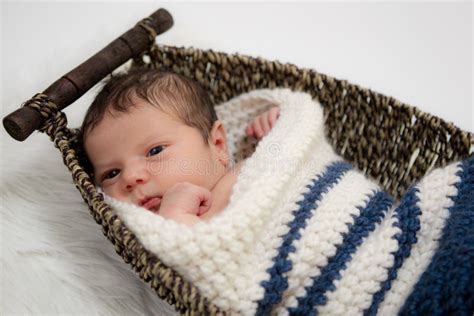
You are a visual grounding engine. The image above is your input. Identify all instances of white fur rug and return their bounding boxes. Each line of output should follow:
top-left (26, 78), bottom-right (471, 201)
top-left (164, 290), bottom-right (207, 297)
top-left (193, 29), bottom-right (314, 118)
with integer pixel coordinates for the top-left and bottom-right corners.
top-left (1, 132), bottom-right (177, 315)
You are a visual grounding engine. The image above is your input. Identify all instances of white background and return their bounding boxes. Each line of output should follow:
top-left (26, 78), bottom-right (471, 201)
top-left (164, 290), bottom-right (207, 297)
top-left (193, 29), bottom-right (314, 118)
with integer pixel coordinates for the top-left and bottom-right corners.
top-left (1, 1), bottom-right (472, 315)
top-left (2, 1), bottom-right (473, 132)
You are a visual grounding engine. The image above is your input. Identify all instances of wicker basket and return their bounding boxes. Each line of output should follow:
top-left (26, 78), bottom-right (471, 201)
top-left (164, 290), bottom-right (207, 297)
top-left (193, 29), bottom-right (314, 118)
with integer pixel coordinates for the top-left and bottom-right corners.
top-left (4, 10), bottom-right (473, 316)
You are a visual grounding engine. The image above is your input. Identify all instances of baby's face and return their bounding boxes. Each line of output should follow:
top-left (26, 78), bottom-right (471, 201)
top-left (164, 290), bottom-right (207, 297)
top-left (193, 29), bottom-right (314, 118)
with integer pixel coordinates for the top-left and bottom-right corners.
top-left (84, 101), bottom-right (228, 210)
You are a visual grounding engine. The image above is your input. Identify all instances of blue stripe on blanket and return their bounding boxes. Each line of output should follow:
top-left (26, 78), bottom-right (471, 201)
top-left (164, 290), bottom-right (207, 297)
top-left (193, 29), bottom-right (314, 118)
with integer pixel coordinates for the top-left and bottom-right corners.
top-left (400, 156), bottom-right (474, 316)
top-left (255, 161), bottom-right (352, 316)
top-left (364, 184), bottom-right (423, 315)
top-left (288, 190), bottom-right (394, 315)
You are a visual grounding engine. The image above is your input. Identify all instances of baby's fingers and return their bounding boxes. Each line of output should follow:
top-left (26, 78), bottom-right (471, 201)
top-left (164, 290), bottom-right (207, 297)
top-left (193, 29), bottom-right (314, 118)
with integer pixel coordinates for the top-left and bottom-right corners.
top-left (248, 107), bottom-right (280, 139)
top-left (252, 117), bottom-right (265, 138)
top-left (268, 107), bottom-right (280, 128)
top-left (197, 188), bottom-right (212, 216)
top-left (259, 114), bottom-right (271, 136)
top-left (245, 125), bottom-right (254, 137)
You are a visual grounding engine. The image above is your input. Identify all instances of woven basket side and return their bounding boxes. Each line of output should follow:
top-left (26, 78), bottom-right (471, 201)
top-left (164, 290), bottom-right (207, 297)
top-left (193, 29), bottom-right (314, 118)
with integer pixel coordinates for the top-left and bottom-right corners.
top-left (142, 44), bottom-right (473, 199)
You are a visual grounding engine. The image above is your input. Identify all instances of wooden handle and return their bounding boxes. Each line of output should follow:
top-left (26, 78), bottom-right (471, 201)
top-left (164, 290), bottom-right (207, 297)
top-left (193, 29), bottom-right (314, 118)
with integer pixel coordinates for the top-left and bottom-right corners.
top-left (3, 8), bottom-right (173, 141)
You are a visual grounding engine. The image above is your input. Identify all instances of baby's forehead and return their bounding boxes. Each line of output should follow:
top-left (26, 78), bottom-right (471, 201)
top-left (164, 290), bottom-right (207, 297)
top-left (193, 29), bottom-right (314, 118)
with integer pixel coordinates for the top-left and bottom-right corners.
top-left (92, 103), bottom-right (198, 142)
top-left (105, 103), bottom-right (182, 122)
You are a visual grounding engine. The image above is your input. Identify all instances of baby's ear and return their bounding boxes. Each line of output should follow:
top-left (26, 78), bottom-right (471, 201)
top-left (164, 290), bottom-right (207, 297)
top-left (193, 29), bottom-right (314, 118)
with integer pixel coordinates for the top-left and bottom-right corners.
top-left (210, 120), bottom-right (230, 165)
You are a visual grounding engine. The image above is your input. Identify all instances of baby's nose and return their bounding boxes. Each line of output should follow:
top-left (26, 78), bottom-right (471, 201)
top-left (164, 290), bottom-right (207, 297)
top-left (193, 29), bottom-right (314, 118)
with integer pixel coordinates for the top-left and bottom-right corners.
top-left (123, 164), bottom-right (150, 189)
top-left (125, 177), bottom-right (146, 190)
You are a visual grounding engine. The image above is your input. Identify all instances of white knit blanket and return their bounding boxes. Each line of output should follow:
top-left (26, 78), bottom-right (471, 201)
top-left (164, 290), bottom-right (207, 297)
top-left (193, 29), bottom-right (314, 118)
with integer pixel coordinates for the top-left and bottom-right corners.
top-left (106, 89), bottom-right (474, 315)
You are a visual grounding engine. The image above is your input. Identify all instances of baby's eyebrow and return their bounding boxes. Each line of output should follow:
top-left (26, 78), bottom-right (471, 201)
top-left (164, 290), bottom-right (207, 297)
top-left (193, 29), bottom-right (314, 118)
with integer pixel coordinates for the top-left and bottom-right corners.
top-left (93, 159), bottom-right (113, 170)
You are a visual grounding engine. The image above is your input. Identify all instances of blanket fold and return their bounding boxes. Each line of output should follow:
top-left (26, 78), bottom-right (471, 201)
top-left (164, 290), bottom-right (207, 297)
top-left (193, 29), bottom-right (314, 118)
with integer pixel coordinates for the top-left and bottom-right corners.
top-left (105, 89), bottom-right (473, 315)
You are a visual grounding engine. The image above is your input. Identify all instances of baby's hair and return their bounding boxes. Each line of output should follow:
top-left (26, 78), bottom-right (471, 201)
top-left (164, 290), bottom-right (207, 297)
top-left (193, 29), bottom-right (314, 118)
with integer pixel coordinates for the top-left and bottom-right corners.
top-left (78, 68), bottom-right (218, 177)
top-left (80, 68), bottom-right (217, 145)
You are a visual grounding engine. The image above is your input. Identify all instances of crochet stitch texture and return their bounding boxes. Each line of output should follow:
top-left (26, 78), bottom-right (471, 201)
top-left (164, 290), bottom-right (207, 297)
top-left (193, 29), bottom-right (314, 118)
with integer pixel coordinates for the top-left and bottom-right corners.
top-left (105, 89), bottom-right (473, 315)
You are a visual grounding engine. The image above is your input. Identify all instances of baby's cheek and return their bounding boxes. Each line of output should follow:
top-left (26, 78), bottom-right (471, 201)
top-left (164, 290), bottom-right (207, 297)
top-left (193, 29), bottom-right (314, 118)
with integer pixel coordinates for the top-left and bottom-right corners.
top-left (102, 185), bottom-right (128, 203)
top-left (168, 159), bottom-right (202, 180)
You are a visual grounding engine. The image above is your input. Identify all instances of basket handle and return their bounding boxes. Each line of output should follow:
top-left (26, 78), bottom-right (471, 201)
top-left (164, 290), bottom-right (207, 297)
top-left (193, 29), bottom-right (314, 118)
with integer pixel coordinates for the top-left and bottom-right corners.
top-left (3, 8), bottom-right (173, 141)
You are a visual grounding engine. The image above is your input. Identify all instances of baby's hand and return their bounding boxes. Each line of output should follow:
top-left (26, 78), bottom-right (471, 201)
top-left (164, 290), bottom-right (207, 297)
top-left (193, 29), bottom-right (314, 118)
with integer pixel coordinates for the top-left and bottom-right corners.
top-left (158, 182), bottom-right (212, 219)
top-left (245, 106), bottom-right (280, 139)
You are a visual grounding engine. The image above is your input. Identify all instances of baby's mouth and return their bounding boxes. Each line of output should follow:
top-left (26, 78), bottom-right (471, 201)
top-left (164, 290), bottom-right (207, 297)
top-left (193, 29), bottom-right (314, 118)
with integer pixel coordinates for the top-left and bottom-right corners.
top-left (140, 197), bottom-right (162, 212)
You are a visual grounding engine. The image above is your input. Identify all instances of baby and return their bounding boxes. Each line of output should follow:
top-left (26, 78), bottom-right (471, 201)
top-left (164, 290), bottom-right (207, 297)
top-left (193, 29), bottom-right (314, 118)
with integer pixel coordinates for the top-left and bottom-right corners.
top-left (80, 68), bottom-right (280, 226)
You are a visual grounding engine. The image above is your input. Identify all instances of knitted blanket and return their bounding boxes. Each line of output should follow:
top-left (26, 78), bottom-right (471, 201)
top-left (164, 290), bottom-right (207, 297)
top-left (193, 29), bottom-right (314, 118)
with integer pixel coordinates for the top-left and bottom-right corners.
top-left (105, 89), bottom-right (474, 315)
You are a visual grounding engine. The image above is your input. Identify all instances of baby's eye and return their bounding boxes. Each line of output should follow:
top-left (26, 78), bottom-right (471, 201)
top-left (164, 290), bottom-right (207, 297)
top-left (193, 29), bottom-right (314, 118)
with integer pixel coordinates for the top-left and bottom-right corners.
top-left (147, 145), bottom-right (165, 157)
top-left (103, 169), bottom-right (120, 180)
